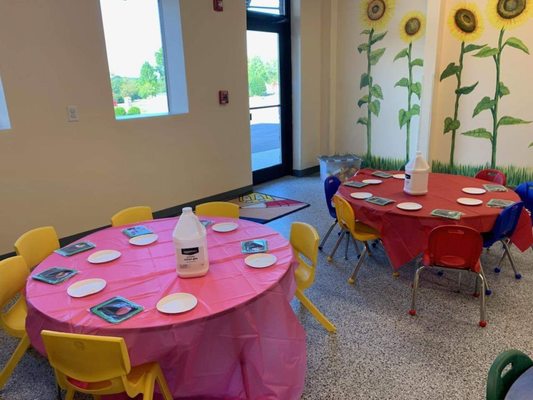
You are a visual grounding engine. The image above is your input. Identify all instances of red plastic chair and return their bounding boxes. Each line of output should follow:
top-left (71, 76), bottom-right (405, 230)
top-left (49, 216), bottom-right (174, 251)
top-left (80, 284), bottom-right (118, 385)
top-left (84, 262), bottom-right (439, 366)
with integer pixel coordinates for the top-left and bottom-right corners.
top-left (408, 225), bottom-right (489, 327)
top-left (475, 169), bottom-right (507, 186)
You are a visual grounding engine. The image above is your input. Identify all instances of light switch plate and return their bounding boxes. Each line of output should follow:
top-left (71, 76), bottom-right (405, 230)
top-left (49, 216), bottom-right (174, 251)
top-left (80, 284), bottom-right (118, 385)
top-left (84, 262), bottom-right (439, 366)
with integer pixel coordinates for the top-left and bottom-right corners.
top-left (67, 105), bottom-right (79, 122)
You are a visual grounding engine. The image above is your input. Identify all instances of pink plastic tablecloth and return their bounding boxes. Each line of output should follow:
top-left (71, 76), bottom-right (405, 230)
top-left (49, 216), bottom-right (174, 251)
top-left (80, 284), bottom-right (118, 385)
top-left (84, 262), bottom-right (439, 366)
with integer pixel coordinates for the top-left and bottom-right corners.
top-left (339, 170), bottom-right (533, 269)
top-left (26, 217), bottom-right (306, 399)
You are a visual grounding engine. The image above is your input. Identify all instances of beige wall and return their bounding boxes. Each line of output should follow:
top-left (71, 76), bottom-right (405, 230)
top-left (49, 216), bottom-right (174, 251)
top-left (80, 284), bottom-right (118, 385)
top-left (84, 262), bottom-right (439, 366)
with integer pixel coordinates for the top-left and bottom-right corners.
top-left (0, 0), bottom-right (251, 253)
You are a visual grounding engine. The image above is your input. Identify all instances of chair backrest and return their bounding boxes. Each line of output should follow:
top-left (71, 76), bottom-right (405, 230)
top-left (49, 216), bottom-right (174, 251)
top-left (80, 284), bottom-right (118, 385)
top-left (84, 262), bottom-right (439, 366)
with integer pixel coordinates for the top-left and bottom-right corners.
top-left (475, 169), bottom-right (506, 185)
top-left (426, 225), bottom-right (482, 271)
top-left (14, 226), bottom-right (60, 270)
top-left (0, 256), bottom-right (29, 309)
top-left (487, 202), bottom-right (525, 244)
top-left (487, 349), bottom-right (533, 400)
top-left (41, 330), bottom-right (131, 393)
top-left (324, 176), bottom-right (341, 219)
top-left (195, 201), bottom-right (239, 218)
top-left (290, 222), bottom-right (319, 291)
top-left (111, 206), bottom-right (153, 227)
top-left (515, 181), bottom-right (533, 219)
top-left (332, 195), bottom-right (356, 233)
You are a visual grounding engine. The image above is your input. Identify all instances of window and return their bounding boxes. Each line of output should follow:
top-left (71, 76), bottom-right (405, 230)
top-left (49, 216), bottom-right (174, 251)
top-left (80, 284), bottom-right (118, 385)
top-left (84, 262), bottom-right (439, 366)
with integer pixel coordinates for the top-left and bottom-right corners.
top-left (0, 75), bottom-right (11, 130)
top-left (246, 0), bottom-right (284, 15)
top-left (99, 0), bottom-right (188, 120)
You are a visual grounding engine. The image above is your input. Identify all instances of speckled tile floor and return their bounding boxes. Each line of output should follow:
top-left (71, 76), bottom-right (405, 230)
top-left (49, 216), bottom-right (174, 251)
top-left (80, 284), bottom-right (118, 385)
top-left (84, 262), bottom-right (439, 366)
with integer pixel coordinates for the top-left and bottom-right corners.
top-left (0, 174), bottom-right (531, 399)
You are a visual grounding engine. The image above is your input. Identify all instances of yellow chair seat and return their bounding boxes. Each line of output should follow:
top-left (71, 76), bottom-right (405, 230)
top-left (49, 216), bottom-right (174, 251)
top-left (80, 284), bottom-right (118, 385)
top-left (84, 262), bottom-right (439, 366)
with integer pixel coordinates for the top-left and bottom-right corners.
top-left (353, 221), bottom-right (380, 241)
top-left (2, 298), bottom-right (27, 337)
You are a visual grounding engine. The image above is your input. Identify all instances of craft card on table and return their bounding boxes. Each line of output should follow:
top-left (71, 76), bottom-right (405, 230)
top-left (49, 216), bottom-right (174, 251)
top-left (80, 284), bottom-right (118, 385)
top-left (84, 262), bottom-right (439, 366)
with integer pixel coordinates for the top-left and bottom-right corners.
top-left (122, 225), bottom-right (153, 238)
top-left (483, 184), bottom-right (508, 192)
top-left (487, 199), bottom-right (515, 208)
top-left (365, 196), bottom-right (395, 206)
top-left (55, 242), bottom-right (95, 257)
top-left (241, 239), bottom-right (268, 254)
top-left (431, 209), bottom-right (462, 220)
top-left (200, 219), bottom-right (213, 228)
top-left (371, 171), bottom-right (392, 179)
top-left (343, 181), bottom-right (369, 189)
top-left (32, 267), bottom-right (78, 284)
top-left (90, 296), bottom-right (143, 324)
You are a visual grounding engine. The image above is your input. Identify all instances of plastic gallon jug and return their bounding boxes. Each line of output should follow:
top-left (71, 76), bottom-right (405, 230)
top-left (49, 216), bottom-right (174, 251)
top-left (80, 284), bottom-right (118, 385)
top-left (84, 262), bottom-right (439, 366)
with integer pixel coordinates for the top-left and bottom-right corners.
top-left (404, 151), bottom-right (430, 196)
top-left (172, 207), bottom-right (209, 278)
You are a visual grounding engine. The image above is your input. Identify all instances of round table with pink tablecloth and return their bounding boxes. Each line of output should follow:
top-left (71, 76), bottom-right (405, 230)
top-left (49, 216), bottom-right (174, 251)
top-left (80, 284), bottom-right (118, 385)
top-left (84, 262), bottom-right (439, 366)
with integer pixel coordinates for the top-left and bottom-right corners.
top-left (25, 217), bottom-right (306, 399)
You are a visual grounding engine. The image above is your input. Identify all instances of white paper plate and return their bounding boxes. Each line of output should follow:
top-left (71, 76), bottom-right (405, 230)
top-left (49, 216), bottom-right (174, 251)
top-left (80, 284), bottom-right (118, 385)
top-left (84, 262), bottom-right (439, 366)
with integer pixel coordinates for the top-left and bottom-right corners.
top-left (212, 222), bottom-right (238, 233)
top-left (397, 202), bottom-right (423, 211)
top-left (462, 187), bottom-right (487, 195)
top-left (156, 293), bottom-right (198, 314)
top-left (392, 174), bottom-right (406, 179)
top-left (129, 234), bottom-right (158, 246)
top-left (362, 179), bottom-right (383, 185)
top-left (457, 197), bottom-right (483, 206)
top-left (244, 253), bottom-right (277, 269)
top-left (350, 192), bottom-right (373, 200)
top-left (67, 278), bottom-right (106, 298)
top-left (87, 250), bottom-right (121, 264)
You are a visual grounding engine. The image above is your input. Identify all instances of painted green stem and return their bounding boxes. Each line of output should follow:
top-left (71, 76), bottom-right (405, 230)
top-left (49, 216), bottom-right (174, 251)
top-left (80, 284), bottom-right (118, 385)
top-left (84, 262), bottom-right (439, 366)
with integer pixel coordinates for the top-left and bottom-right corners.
top-left (490, 29), bottom-right (504, 169)
top-left (406, 42), bottom-right (413, 163)
top-left (366, 29), bottom-right (374, 160)
top-left (450, 41), bottom-right (465, 167)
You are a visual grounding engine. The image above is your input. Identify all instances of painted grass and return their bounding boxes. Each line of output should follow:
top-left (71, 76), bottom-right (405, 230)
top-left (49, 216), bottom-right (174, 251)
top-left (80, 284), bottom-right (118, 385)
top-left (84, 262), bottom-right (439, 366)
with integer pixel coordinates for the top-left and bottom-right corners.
top-left (359, 154), bottom-right (406, 171)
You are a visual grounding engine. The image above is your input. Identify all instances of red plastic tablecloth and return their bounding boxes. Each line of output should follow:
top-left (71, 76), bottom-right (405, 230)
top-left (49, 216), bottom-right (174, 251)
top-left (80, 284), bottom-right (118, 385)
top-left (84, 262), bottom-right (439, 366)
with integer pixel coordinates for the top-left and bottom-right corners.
top-left (25, 217), bottom-right (306, 399)
top-left (338, 170), bottom-right (533, 269)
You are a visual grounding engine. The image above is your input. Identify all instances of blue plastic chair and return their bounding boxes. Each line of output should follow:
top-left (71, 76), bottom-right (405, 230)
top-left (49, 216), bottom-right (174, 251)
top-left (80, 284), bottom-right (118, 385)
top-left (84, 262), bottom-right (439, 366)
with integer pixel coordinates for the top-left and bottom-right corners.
top-left (515, 182), bottom-right (533, 224)
top-left (483, 201), bottom-right (525, 279)
top-left (318, 176), bottom-right (341, 251)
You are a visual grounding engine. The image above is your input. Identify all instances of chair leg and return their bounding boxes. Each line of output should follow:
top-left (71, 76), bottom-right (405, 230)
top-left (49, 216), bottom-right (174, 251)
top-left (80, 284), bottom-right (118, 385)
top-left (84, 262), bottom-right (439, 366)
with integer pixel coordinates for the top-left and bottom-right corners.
top-left (155, 367), bottom-right (174, 400)
top-left (327, 230), bottom-right (345, 262)
top-left (502, 240), bottom-right (522, 279)
top-left (347, 245), bottom-right (368, 285)
top-left (92, 395), bottom-right (102, 400)
top-left (351, 236), bottom-right (361, 258)
top-left (344, 232), bottom-right (350, 260)
top-left (0, 334), bottom-right (30, 389)
top-left (409, 266), bottom-right (424, 316)
top-left (364, 241), bottom-right (372, 257)
top-left (319, 220), bottom-right (337, 250)
top-left (296, 290), bottom-right (336, 332)
top-left (479, 263), bottom-right (492, 295)
top-left (65, 389), bottom-right (75, 400)
top-left (477, 273), bottom-right (487, 327)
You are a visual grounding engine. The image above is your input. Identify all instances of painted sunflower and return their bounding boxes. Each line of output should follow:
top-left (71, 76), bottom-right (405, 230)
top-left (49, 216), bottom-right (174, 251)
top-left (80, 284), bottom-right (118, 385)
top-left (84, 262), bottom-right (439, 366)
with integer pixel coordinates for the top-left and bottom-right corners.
top-left (448, 3), bottom-right (484, 42)
top-left (400, 11), bottom-right (426, 43)
top-left (360, 0), bottom-right (395, 31)
top-left (488, 0), bottom-right (532, 30)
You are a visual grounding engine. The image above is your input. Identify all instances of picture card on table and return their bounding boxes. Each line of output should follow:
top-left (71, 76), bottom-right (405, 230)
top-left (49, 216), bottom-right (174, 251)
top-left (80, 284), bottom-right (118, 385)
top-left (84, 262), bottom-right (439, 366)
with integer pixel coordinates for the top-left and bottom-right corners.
top-left (90, 296), bottom-right (144, 324)
top-left (32, 267), bottom-right (78, 285)
top-left (241, 239), bottom-right (268, 254)
top-left (483, 184), bottom-right (508, 192)
top-left (365, 196), bottom-right (395, 206)
top-left (343, 181), bottom-right (369, 188)
top-left (55, 242), bottom-right (95, 257)
top-left (371, 171), bottom-right (393, 179)
top-left (431, 209), bottom-right (462, 220)
top-left (122, 225), bottom-right (153, 238)
top-left (487, 199), bottom-right (515, 208)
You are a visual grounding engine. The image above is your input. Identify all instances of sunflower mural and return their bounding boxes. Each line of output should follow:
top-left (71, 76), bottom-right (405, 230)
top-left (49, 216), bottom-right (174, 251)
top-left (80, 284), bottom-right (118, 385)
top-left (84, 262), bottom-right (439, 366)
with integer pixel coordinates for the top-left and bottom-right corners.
top-left (466, 0), bottom-right (532, 168)
top-left (440, 3), bottom-right (485, 167)
top-left (356, 0), bottom-right (395, 160)
top-left (393, 11), bottom-right (425, 163)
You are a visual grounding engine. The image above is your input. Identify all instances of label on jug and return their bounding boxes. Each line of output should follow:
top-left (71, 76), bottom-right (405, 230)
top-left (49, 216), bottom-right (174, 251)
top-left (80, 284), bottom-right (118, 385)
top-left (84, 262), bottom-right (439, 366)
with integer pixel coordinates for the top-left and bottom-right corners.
top-left (405, 174), bottom-right (411, 180)
top-left (178, 247), bottom-right (202, 269)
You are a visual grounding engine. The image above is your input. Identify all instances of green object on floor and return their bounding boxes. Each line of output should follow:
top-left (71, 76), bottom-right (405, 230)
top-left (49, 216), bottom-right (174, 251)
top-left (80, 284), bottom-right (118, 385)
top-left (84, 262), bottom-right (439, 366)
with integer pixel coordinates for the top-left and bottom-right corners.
top-left (486, 349), bottom-right (533, 400)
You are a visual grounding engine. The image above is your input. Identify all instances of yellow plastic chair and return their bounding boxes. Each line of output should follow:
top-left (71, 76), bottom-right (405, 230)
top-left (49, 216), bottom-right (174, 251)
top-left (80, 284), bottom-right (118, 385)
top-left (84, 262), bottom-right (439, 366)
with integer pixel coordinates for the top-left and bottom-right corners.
top-left (291, 222), bottom-right (336, 332)
top-left (41, 330), bottom-right (173, 400)
top-left (330, 195), bottom-right (381, 285)
top-left (14, 226), bottom-right (60, 270)
top-left (0, 256), bottom-right (30, 389)
top-left (111, 206), bottom-right (153, 227)
top-left (195, 201), bottom-right (239, 218)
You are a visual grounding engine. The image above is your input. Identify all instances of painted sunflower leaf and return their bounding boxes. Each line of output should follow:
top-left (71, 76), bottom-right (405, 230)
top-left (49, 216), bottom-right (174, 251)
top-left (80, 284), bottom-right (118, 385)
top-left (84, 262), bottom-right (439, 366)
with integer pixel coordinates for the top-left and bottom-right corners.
top-left (370, 31), bottom-right (387, 45)
top-left (361, 29), bottom-right (372, 35)
top-left (358, 43), bottom-right (370, 54)
top-left (498, 116), bottom-right (532, 127)
top-left (498, 82), bottom-right (510, 98)
top-left (369, 48), bottom-right (386, 66)
top-left (370, 84), bottom-right (383, 100)
top-left (394, 48), bottom-right (409, 62)
top-left (440, 62), bottom-right (461, 81)
top-left (463, 44), bottom-right (487, 53)
top-left (410, 58), bottom-right (424, 68)
top-left (360, 73), bottom-right (372, 89)
top-left (473, 96), bottom-right (496, 117)
top-left (395, 78), bottom-right (410, 88)
top-left (443, 117), bottom-right (460, 134)
top-left (474, 47), bottom-right (499, 58)
top-left (455, 82), bottom-right (479, 95)
top-left (357, 117), bottom-right (368, 126)
top-left (411, 82), bottom-right (422, 99)
top-left (505, 37), bottom-right (530, 54)
top-left (410, 104), bottom-right (420, 117)
top-left (369, 100), bottom-right (380, 117)
top-left (461, 128), bottom-right (493, 140)
top-left (357, 95), bottom-right (369, 108)
top-left (529, 142), bottom-right (533, 148)
top-left (399, 109), bottom-right (410, 128)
